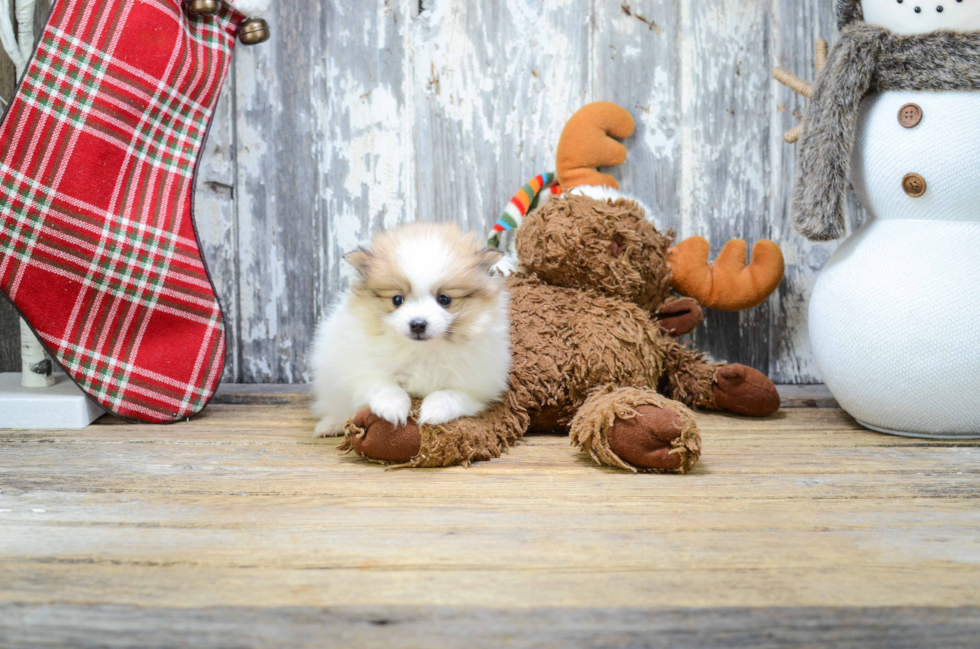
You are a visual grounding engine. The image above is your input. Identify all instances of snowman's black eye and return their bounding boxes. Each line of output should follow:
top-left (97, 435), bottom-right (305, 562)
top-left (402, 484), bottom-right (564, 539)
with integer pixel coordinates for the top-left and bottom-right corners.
top-left (915, 5), bottom-right (922, 11)
top-left (937, 5), bottom-right (944, 11)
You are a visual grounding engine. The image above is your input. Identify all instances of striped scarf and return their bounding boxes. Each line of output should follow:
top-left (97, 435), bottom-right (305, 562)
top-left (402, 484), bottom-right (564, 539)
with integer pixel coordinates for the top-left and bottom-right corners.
top-left (488, 173), bottom-right (560, 248)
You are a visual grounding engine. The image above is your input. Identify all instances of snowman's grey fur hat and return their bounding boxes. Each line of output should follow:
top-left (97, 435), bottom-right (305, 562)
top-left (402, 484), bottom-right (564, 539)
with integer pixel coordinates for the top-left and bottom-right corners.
top-left (837, 0), bottom-right (863, 30)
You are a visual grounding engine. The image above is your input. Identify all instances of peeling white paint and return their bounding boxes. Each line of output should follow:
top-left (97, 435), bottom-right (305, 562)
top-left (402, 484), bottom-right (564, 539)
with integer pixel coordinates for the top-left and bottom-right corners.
top-left (180, 0), bottom-right (841, 384)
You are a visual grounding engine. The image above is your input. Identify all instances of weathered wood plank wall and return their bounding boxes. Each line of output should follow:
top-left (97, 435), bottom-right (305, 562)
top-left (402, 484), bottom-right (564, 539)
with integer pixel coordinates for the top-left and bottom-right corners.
top-left (0, 0), bottom-right (863, 384)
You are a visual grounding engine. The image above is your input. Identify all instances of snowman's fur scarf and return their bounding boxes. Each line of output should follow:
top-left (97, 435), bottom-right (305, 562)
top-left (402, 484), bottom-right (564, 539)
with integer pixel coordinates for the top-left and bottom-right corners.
top-left (837, 0), bottom-right (863, 30)
top-left (794, 22), bottom-right (980, 240)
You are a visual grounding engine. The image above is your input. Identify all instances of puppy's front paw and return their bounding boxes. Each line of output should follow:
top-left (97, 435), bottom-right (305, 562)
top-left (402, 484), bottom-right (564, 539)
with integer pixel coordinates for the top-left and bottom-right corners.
top-left (313, 415), bottom-right (346, 438)
top-left (419, 391), bottom-right (476, 426)
top-left (368, 386), bottom-right (412, 426)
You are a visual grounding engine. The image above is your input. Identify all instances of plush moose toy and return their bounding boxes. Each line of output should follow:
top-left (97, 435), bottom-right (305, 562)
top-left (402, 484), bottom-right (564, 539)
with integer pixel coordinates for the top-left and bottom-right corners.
top-left (341, 103), bottom-right (784, 473)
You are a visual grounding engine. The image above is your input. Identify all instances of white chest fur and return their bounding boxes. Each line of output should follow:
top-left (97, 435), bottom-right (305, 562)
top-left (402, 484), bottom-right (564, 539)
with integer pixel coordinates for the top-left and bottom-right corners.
top-left (808, 90), bottom-right (980, 437)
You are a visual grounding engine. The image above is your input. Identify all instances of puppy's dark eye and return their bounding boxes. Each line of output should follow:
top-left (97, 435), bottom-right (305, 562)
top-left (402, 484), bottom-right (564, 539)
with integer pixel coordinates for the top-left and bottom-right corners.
top-left (392, 295), bottom-right (404, 307)
top-left (437, 294), bottom-right (452, 307)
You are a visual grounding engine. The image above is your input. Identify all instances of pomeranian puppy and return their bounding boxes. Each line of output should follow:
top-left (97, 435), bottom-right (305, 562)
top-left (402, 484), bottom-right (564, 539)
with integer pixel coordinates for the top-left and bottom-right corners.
top-left (310, 222), bottom-right (511, 437)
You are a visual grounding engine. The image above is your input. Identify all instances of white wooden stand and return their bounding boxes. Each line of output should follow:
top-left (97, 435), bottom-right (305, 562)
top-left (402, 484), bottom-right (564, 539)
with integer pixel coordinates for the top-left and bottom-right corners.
top-left (0, 372), bottom-right (104, 429)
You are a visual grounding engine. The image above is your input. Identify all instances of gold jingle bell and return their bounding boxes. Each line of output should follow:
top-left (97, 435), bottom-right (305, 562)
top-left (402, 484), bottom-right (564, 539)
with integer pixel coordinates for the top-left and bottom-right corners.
top-left (186, 0), bottom-right (222, 17)
top-left (239, 17), bottom-right (271, 45)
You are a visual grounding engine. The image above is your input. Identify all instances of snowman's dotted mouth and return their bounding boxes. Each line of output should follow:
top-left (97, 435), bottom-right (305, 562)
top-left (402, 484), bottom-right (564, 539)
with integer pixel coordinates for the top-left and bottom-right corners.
top-left (899, 0), bottom-right (964, 12)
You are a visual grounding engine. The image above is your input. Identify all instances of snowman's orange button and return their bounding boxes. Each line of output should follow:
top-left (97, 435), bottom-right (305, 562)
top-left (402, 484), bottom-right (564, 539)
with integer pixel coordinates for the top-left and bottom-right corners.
top-left (902, 173), bottom-right (927, 198)
top-left (898, 103), bottom-right (922, 128)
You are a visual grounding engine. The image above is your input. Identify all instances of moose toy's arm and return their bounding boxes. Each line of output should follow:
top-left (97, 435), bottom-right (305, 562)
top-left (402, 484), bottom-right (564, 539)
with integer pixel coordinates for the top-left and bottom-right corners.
top-left (655, 297), bottom-right (704, 337)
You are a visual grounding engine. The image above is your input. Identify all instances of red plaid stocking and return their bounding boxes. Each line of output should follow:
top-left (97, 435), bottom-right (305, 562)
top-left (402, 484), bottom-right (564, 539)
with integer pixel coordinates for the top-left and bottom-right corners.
top-left (0, 0), bottom-right (254, 423)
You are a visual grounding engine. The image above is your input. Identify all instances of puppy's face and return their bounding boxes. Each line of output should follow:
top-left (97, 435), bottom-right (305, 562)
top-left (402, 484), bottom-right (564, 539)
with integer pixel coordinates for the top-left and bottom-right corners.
top-left (347, 223), bottom-right (504, 343)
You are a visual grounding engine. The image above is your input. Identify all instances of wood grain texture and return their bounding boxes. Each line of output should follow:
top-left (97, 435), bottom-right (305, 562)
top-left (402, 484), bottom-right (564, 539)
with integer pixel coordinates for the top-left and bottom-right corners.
top-left (595, 0), bottom-right (681, 226)
top-left (206, 382), bottom-right (838, 407)
top-left (1, 401), bottom-right (979, 646)
top-left (413, 1), bottom-right (590, 235)
top-left (4, 605), bottom-right (980, 649)
top-left (195, 88), bottom-right (240, 382)
top-left (768, 0), bottom-right (857, 383)
top-left (681, 0), bottom-right (772, 371)
top-left (0, 0), bottom-right (50, 373)
top-left (0, 0), bottom-right (857, 383)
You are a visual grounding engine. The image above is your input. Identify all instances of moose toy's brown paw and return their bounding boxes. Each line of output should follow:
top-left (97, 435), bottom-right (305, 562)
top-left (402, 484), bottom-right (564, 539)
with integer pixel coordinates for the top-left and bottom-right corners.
top-left (607, 405), bottom-right (687, 471)
top-left (347, 407), bottom-right (422, 463)
top-left (655, 296), bottom-right (704, 337)
top-left (713, 364), bottom-right (780, 417)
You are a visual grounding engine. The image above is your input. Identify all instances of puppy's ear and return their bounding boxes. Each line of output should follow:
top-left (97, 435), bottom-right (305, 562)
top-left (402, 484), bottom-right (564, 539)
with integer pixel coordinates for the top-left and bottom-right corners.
top-left (478, 247), bottom-right (505, 272)
top-left (344, 248), bottom-right (373, 276)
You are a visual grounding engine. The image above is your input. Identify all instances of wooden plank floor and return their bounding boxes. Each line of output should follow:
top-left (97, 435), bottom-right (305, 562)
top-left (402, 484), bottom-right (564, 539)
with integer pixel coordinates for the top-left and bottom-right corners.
top-left (1, 390), bottom-right (979, 647)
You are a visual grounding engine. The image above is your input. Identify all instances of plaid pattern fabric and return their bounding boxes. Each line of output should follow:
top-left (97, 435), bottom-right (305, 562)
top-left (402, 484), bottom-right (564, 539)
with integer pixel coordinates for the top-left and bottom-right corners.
top-left (0, 0), bottom-right (246, 423)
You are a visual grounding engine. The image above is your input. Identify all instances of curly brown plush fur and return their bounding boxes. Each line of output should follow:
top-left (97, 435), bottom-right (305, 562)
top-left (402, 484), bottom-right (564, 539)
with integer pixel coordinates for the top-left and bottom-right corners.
top-left (516, 194), bottom-right (673, 311)
top-left (342, 396), bottom-right (527, 468)
top-left (794, 15), bottom-right (980, 240)
top-left (342, 194), bottom-right (780, 473)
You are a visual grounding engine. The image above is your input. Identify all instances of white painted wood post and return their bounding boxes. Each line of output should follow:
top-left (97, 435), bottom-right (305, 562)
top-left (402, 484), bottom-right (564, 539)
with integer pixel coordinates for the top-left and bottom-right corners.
top-left (13, 0), bottom-right (31, 64)
top-left (0, 0), bottom-right (49, 388)
top-left (20, 318), bottom-right (53, 387)
top-left (0, 0), bottom-right (30, 74)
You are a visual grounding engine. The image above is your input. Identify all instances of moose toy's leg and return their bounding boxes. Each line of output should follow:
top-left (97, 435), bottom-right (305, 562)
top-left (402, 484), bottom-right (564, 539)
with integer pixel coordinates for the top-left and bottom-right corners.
top-left (341, 398), bottom-right (529, 468)
top-left (569, 385), bottom-right (702, 473)
top-left (662, 339), bottom-right (781, 417)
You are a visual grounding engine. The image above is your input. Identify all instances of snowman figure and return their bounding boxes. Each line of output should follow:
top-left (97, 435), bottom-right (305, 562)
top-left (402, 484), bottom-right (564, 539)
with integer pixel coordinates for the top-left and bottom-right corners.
top-left (789, 0), bottom-right (980, 437)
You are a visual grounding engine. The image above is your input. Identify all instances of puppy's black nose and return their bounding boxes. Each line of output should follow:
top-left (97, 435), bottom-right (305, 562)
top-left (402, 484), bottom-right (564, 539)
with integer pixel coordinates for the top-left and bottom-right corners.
top-left (410, 319), bottom-right (428, 335)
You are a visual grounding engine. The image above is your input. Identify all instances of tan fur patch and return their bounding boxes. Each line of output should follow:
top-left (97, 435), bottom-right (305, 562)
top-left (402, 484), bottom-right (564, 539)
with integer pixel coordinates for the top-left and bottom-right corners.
top-left (436, 228), bottom-right (504, 342)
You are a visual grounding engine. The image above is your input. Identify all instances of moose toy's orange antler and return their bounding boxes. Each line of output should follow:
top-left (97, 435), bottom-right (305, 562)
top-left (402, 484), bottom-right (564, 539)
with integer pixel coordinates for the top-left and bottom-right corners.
top-left (668, 237), bottom-right (785, 312)
top-left (555, 101), bottom-right (784, 312)
top-left (556, 102), bottom-right (635, 190)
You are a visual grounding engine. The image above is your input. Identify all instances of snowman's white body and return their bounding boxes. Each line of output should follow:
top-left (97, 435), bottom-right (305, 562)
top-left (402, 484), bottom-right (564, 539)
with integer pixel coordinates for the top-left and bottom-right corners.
top-left (809, 91), bottom-right (980, 437)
